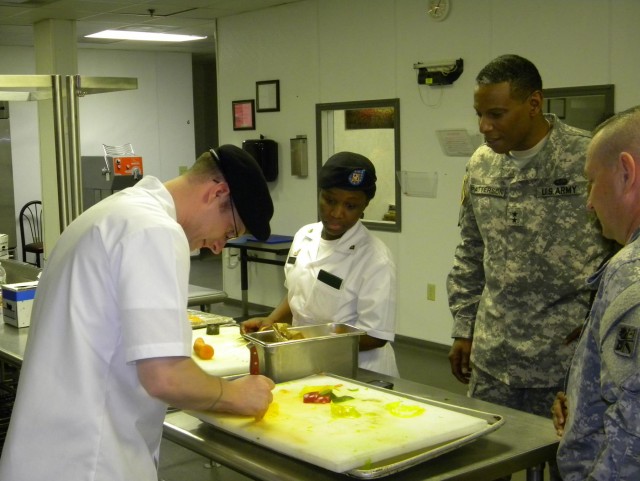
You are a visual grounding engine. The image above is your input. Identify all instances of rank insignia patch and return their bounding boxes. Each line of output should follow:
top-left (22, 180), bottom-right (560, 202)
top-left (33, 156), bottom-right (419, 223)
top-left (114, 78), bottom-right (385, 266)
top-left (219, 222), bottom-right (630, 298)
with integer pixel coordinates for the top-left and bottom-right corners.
top-left (614, 325), bottom-right (638, 357)
top-left (507, 207), bottom-right (523, 226)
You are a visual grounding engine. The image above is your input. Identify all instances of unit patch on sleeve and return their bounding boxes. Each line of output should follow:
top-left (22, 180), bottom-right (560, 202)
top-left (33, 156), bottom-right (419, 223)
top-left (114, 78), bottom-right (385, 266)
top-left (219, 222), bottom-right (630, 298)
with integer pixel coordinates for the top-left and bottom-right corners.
top-left (614, 324), bottom-right (639, 357)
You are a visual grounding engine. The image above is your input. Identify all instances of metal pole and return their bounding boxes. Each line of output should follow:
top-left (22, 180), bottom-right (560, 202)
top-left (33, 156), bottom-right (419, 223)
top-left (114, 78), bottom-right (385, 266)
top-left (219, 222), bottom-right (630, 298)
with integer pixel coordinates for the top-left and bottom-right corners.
top-left (65, 75), bottom-right (83, 220)
top-left (51, 74), bottom-right (69, 231)
top-left (526, 463), bottom-right (545, 481)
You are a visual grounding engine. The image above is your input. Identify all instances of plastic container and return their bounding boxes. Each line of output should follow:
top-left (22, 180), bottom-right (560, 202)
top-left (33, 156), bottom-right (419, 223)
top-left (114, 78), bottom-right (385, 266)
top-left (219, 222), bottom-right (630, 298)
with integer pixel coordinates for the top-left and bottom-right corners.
top-left (2, 281), bottom-right (38, 328)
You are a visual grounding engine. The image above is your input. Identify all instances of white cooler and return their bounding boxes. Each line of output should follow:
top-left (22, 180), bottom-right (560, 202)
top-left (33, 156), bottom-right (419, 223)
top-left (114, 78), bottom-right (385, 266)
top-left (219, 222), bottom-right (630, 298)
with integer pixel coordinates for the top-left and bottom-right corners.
top-left (2, 281), bottom-right (38, 328)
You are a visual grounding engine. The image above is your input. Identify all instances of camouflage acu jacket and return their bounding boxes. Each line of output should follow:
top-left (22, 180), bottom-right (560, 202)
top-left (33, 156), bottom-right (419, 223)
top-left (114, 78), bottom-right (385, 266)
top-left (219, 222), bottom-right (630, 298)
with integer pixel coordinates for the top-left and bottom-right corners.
top-left (557, 229), bottom-right (640, 480)
top-left (447, 114), bottom-right (614, 387)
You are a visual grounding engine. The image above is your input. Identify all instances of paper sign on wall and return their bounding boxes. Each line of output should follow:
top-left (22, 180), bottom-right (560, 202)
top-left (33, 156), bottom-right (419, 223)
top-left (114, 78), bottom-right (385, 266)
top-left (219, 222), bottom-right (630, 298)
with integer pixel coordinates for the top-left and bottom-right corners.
top-left (436, 129), bottom-right (482, 157)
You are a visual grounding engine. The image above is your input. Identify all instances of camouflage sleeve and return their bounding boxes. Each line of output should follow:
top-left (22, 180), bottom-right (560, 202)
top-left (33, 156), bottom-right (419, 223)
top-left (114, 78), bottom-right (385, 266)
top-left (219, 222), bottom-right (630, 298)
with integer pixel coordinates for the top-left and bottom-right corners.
top-left (446, 172), bottom-right (485, 339)
top-left (592, 296), bottom-right (640, 478)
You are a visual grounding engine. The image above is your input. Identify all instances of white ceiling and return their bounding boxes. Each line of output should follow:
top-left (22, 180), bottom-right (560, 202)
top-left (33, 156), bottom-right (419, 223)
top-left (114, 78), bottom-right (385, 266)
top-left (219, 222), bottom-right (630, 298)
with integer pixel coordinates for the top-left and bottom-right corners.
top-left (0, 0), bottom-right (301, 58)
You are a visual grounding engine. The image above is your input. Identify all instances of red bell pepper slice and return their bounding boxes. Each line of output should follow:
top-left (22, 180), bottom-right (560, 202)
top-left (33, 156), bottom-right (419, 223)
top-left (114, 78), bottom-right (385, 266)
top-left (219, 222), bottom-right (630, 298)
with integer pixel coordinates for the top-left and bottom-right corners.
top-left (302, 391), bottom-right (331, 404)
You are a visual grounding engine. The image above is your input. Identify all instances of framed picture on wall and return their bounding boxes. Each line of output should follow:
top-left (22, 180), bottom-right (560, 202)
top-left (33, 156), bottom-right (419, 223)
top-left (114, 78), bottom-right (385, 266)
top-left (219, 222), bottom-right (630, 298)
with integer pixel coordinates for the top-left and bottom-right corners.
top-left (256, 80), bottom-right (280, 112)
top-left (345, 107), bottom-right (395, 130)
top-left (232, 99), bottom-right (255, 130)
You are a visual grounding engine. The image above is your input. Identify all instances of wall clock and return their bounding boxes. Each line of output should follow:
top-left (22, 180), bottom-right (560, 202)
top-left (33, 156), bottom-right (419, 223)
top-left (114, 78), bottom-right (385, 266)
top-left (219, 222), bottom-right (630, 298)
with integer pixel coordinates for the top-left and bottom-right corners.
top-left (428, 0), bottom-right (450, 21)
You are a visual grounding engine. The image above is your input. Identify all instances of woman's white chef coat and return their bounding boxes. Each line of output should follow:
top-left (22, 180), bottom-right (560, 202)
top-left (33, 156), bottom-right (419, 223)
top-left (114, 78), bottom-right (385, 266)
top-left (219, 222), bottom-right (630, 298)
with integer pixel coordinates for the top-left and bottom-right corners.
top-left (285, 221), bottom-right (399, 376)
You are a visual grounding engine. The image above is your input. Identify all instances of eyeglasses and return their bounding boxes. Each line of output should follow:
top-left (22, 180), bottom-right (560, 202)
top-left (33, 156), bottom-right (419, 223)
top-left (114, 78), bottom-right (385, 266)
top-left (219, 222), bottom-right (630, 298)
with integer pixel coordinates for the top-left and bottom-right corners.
top-left (209, 148), bottom-right (221, 164)
top-left (209, 149), bottom-right (240, 240)
top-left (210, 178), bottom-right (240, 240)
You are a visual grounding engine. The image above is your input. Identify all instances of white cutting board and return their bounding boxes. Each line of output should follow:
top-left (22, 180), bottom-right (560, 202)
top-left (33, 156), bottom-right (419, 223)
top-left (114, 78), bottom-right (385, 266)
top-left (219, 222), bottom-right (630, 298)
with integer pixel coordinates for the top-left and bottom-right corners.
top-left (191, 325), bottom-right (250, 377)
top-left (189, 374), bottom-right (488, 473)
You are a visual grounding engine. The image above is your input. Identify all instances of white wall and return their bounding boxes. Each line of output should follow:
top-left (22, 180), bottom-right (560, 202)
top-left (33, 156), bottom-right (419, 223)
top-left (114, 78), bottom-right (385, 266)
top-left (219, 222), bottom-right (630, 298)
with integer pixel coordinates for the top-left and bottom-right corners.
top-left (216, 0), bottom-right (640, 345)
top-left (0, 48), bottom-right (195, 260)
top-left (0, 47), bottom-right (40, 239)
top-left (3, 0), bottom-right (639, 346)
top-left (77, 50), bottom-right (195, 180)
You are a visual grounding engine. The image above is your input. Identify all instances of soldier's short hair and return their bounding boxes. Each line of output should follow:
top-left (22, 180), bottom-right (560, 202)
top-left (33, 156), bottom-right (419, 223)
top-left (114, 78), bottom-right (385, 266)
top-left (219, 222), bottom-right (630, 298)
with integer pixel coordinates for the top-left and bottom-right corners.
top-left (591, 105), bottom-right (640, 166)
top-left (476, 54), bottom-right (542, 102)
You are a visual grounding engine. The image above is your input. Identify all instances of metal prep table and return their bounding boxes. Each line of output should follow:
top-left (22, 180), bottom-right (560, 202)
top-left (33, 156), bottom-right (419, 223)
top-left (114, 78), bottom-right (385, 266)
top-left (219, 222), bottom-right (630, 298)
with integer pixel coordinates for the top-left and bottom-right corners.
top-left (225, 235), bottom-right (292, 317)
top-left (163, 369), bottom-right (558, 481)
top-left (187, 284), bottom-right (227, 312)
top-left (0, 319), bottom-right (28, 448)
top-left (0, 322), bottom-right (558, 480)
top-left (0, 319), bottom-right (28, 367)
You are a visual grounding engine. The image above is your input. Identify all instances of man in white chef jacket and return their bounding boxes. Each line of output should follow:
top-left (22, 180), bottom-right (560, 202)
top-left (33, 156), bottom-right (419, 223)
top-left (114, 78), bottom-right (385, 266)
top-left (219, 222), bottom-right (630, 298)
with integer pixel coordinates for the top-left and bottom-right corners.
top-left (242, 152), bottom-right (399, 376)
top-left (0, 145), bottom-right (275, 481)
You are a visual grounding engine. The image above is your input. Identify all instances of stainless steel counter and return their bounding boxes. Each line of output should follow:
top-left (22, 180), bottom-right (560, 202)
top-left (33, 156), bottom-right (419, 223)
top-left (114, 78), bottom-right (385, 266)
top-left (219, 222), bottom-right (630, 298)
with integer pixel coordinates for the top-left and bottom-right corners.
top-left (0, 321), bottom-right (557, 480)
top-left (0, 319), bottom-right (28, 366)
top-left (0, 319), bottom-right (27, 448)
top-left (163, 370), bottom-right (558, 481)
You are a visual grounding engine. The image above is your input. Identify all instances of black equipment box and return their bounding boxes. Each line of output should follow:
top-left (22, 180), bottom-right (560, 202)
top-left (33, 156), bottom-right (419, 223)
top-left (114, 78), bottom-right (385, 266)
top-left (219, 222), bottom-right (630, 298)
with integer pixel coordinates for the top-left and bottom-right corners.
top-left (242, 139), bottom-right (278, 182)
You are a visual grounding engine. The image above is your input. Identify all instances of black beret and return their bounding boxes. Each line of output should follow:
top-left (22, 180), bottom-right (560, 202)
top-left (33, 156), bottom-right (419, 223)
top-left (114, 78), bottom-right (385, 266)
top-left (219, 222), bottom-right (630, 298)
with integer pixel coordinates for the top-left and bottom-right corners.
top-left (318, 152), bottom-right (377, 199)
top-left (210, 145), bottom-right (273, 241)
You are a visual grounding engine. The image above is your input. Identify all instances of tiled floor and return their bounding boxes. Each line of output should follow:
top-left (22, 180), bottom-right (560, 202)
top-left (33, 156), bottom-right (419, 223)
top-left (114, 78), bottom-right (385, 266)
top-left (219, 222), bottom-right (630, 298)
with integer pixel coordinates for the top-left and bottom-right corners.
top-left (158, 252), bottom-right (543, 481)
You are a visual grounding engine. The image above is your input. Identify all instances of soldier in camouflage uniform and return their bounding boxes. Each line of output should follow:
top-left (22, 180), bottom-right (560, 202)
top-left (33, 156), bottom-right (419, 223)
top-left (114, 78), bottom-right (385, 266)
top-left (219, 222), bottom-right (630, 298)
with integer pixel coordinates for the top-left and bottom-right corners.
top-left (554, 106), bottom-right (640, 480)
top-left (446, 55), bottom-right (614, 476)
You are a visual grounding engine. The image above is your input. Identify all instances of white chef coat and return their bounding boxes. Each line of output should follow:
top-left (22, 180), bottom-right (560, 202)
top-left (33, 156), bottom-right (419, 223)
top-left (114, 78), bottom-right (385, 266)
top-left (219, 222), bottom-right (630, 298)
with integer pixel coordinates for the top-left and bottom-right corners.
top-left (0, 176), bottom-right (192, 481)
top-left (285, 221), bottom-right (399, 376)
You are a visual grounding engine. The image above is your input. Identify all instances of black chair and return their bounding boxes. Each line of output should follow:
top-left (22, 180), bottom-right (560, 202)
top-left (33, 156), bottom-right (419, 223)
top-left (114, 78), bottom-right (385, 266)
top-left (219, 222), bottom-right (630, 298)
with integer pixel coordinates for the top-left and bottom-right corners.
top-left (19, 200), bottom-right (44, 267)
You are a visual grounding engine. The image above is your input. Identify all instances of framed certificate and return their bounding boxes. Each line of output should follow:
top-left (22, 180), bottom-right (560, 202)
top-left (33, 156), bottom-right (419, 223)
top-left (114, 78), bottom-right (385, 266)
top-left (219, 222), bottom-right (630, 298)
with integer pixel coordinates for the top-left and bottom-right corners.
top-left (256, 80), bottom-right (280, 112)
top-left (232, 99), bottom-right (255, 130)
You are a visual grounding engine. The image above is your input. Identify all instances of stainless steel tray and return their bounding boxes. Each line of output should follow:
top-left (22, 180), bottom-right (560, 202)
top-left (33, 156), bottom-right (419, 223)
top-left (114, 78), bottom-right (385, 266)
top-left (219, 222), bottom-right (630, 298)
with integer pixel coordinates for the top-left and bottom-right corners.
top-left (187, 309), bottom-right (235, 329)
top-left (242, 323), bottom-right (364, 382)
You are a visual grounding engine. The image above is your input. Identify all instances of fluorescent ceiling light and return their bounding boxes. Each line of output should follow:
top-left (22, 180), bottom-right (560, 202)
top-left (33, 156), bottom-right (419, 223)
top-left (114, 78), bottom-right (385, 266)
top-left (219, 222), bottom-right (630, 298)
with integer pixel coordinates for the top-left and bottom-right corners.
top-left (85, 30), bottom-right (206, 42)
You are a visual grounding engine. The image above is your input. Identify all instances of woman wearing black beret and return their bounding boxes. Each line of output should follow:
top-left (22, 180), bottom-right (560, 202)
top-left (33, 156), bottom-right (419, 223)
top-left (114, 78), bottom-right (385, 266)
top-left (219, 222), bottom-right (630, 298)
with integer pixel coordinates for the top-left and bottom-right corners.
top-left (242, 152), bottom-right (398, 376)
